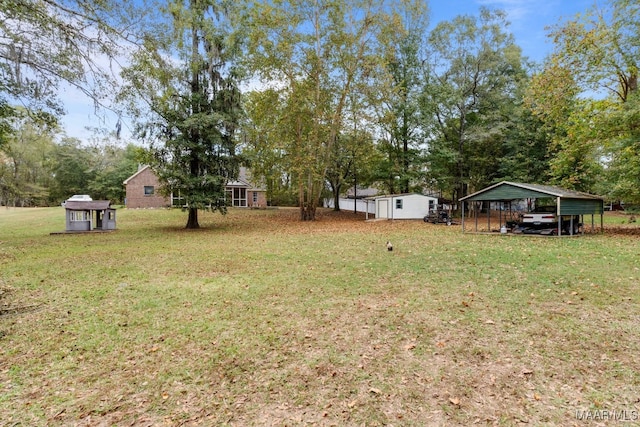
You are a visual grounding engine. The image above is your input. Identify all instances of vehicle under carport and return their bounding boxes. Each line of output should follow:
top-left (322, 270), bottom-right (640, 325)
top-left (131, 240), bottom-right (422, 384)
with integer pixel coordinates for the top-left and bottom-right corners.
top-left (459, 181), bottom-right (604, 236)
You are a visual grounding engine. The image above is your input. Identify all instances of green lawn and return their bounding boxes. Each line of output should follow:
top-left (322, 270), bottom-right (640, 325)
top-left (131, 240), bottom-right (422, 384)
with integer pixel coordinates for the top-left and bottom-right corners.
top-left (1, 206), bottom-right (639, 426)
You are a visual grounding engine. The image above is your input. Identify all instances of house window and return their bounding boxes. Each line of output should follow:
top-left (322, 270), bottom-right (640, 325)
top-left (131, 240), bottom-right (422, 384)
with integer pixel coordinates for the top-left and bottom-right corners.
top-left (233, 188), bottom-right (247, 207)
top-left (252, 192), bottom-right (258, 204)
top-left (144, 186), bottom-right (154, 196)
top-left (69, 211), bottom-right (90, 221)
top-left (396, 199), bottom-right (403, 209)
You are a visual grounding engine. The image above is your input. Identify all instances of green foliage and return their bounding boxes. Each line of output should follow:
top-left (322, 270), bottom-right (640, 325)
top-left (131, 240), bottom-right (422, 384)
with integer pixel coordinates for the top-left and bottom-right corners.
top-left (600, 92), bottom-right (640, 204)
top-left (537, 0), bottom-right (640, 195)
top-left (0, 99), bottom-right (14, 149)
top-left (0, 0), bottom-right (139, 115)
top-left (547, 0), bottom-right (639, 102)
top-left (88, 143), bottom-right (143, 203)
top-left (525, 68), bottom-right (603, 192)
top-left (0, 107), bottom-right (57, 206)
top-left (498, 108), bottom-right (553, 184)
top-left (422, 8), bottom-right (528, 199)
top-left (48, 138), bottom-right (97, 203)
top-left (243, 0), bottom-right (389, 220)
top-left (370, 1), bottom-right (429, 194)
top-left (120, 0), bottom-right (244, 228)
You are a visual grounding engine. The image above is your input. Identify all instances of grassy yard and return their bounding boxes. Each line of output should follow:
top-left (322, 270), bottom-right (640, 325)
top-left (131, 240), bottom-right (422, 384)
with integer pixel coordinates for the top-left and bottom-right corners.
top-left (1, 206), bottom-right (639, 426)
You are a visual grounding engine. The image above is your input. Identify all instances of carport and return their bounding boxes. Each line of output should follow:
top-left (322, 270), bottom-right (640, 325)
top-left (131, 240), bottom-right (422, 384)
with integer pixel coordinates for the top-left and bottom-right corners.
top-left (459, 181), bottom-right (604, 235)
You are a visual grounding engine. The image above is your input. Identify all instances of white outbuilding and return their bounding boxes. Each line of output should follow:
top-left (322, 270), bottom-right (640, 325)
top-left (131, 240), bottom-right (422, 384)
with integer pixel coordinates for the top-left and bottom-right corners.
top-left (366, 193), bottom-right (438, 220)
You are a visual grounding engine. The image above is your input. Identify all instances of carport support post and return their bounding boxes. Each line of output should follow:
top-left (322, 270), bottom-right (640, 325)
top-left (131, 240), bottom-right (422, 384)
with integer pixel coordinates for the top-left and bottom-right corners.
top-left (487, 202), bottom-right (491, 232)
top-left (556, 198), bottom-right (560, 236)
top-left (558, 216), bottom-right (561, 236)
top-left (474, 201), bottom-right (479, 232)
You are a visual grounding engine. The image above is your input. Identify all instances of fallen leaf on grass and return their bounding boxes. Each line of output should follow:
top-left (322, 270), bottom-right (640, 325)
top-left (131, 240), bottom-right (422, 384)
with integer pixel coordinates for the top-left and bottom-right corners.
top-left (485, 319), bottom-right (495, 324)
top-left (369, 387), bottom-right (381, 395)
top-left (449, 397), bottom-right (460, 406)
top-left (404, 342), bottom-right (416, 351)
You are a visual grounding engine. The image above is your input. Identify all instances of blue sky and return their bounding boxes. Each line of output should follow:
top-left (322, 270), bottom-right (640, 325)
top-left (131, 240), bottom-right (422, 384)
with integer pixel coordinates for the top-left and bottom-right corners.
top-left (61, 0), bottom-right (595, 142)
top-left (429, 0), bottom-right (595, 62)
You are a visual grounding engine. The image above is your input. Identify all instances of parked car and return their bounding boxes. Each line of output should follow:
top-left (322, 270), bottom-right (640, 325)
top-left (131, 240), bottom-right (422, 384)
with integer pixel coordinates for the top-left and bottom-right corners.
top-left (520, 205), bottom-right (581, 234)
top-left (62, 194), bottom-right (92, 206)
top-left (521, 205), bottom-right (557, 225)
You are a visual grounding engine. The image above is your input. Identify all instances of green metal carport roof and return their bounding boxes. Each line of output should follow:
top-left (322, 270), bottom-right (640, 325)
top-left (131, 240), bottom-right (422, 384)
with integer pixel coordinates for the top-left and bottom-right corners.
top-left (459, 181), bottom-right (604, 234)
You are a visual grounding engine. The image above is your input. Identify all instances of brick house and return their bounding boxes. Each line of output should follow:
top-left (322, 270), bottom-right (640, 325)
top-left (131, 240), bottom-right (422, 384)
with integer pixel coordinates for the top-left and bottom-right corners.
top-left (123, 165), bottom-right (267, 209)
top-left (123, 165), bottom-right (169, 208)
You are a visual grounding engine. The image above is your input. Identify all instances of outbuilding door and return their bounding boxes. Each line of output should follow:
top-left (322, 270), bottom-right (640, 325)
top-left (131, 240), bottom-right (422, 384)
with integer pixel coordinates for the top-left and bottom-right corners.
top-left (377, 199), bottom-right (388, 219)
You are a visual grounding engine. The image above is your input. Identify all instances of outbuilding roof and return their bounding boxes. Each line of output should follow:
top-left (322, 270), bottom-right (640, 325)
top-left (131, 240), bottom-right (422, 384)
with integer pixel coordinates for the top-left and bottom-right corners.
top-left (460, 181), bottom-right (603, 202)
top-left (365, 193), bottom-right (437, 200)
top-left (64, 200), bottom-right (112, 210)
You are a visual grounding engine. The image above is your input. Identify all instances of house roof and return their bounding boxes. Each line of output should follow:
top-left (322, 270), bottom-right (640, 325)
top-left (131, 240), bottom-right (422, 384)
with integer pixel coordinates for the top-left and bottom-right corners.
top-left (123, 165), bottom-right (152, 185)
top-left (123, 165), bottom-right (266, 191)
top-left (459, 181), bottom-right (604, 202)
top-left (65, 200), bottom-right (112, 210)
top-left (345, 186), bottom-right (379, 198)
top-left (226, 167), bottom-right (266, 191)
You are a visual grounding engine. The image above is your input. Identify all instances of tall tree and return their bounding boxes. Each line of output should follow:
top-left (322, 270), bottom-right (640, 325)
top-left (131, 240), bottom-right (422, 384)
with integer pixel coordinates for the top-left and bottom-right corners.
top-left (120, 0), bottom-right (244, 228)
top-left (325, 122), bottom-right (378, 211)
top-left (49, 138), bottom-right (97, 203)
top-left (243, 0), bottom-right (385, 220)
top-left (242, 89), bottom-right (297, 207)
top-left (89, 142), bottom-right (142, 203)
top-left (548, 0), bottom-right (638, 103)
top-left (541, 0), bottom-right (639, 196)
top-left (369, 0), bottom-right (429, 194)
top-left (0, 108), bottom-right (56, 206)
top-left (525, 64), bottom-right (603, 191)
top-left (421, 8), bottom-right (527, 203)
top-left (603, 92), bottom-right (640, 204)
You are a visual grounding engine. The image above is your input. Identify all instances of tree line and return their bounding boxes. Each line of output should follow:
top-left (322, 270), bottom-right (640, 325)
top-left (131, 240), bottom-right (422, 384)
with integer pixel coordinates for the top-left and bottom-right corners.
top-left (1, 0), bottom-right (638, 226)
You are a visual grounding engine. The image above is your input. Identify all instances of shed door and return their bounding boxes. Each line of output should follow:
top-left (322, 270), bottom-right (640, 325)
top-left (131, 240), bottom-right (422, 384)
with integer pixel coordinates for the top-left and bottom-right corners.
top-left (377, 200), bottom-right (388, 218)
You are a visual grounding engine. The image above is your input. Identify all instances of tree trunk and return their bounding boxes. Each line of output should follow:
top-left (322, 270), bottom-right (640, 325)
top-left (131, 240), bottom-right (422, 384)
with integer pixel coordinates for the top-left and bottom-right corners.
top-left (300, 203), bottom-right (316, 221)
top-left (333, 183), bottom-right (341, 211)
top-left (186, 207), bottom-right (199, 229)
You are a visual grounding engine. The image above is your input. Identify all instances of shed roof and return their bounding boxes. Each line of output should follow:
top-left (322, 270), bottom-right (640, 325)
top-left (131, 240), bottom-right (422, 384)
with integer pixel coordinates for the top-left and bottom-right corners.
top-left (365, 193), bottom-right (438, 200)
top-left (460, 181), bottom-right (603, 202)
top-left (65, 200), bottom-right (112, 210)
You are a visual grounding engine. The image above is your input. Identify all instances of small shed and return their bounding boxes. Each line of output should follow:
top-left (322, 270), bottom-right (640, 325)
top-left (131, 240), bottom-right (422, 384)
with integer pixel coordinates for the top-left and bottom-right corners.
top-left (365, 193), bottom-right (438, 220)
top-left (459, 181), bottom-right (604, 235)
top-left (64, 200), bottom-right (116, 232)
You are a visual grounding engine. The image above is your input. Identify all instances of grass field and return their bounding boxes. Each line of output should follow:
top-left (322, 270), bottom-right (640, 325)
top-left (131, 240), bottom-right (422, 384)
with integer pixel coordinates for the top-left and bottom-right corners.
top-left (1, 206), bottom-right (639, 426)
